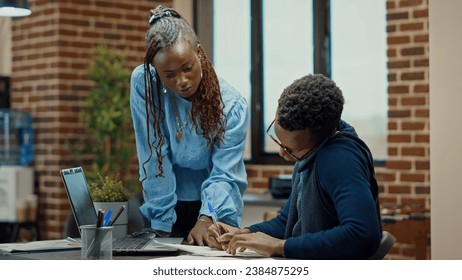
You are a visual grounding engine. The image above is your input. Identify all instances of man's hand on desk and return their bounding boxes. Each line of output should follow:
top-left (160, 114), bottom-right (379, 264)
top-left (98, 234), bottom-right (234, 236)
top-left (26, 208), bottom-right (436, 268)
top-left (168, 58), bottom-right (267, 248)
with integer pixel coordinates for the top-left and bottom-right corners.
top-left (207, 223), bottom-right (285, 257)
top-left (226, 231), bottom-right (285, 257)
top-left (186, 215), bottom-right (214, 246)
top-left (207, 222), bottom-right (251, 250)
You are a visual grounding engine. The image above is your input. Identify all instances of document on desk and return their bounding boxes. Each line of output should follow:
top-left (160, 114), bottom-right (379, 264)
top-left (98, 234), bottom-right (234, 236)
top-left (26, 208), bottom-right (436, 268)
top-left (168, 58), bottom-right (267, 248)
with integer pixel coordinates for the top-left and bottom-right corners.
top-left (154, 241), bottom-right (266, 258)
top-left (0, 239), bottom-right (80, 253)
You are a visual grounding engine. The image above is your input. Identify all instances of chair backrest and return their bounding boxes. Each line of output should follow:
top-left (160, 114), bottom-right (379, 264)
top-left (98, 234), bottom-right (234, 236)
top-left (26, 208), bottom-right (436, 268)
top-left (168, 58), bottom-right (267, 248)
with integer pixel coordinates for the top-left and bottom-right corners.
top-left (369, 231), bottom-right (396, 260)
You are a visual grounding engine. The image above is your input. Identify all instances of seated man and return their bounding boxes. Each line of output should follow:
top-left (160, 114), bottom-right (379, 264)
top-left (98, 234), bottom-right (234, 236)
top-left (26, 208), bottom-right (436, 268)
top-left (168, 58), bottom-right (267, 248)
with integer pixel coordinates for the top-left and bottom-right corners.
top-left (208, 74), bottom-right (382, 259)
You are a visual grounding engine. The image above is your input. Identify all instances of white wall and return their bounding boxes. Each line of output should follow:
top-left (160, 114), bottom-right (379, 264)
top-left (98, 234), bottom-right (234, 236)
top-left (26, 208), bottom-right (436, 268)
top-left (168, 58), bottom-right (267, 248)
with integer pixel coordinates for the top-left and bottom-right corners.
top-left (429, 0), bottom-right (462, 259)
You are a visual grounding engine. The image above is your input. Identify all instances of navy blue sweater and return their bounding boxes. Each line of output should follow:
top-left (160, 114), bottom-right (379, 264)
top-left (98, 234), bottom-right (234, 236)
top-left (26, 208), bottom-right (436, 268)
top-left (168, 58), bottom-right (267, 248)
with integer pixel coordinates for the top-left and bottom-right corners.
top-left (248, 121), bottom-right (382, 259)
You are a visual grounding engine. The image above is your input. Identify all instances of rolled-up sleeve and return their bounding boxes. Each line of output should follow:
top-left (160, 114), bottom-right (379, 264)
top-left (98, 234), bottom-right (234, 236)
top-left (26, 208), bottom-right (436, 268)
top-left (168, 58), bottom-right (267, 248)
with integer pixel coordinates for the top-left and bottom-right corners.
top-left (199, 97), bottom-right (250, 227)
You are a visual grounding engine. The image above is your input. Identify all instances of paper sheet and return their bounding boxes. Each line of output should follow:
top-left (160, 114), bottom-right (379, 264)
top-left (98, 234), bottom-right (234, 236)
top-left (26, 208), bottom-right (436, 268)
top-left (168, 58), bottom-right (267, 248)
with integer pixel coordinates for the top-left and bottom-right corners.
top-left (0, 239), bottom-right (80, 253)
top-left (154, 241), bottom-right (271, 258)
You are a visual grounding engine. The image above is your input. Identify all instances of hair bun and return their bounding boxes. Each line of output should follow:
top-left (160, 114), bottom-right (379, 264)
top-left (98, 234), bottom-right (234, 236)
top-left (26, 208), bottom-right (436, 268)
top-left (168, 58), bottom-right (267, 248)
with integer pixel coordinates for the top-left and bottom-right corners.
top-left (148, 6), bottom-right (178, 26)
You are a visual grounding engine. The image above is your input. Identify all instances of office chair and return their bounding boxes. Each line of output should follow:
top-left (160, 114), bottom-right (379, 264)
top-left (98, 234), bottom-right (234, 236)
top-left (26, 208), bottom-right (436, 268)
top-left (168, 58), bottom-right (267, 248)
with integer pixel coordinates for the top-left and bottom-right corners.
top-left (369, 231), bottom-right (396, 260)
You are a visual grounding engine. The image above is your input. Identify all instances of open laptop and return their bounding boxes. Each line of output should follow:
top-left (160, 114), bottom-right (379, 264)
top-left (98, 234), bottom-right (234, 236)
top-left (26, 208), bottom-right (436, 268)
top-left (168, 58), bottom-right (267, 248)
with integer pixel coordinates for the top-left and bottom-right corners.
top-left (60, 166), bottom-right (181, 256)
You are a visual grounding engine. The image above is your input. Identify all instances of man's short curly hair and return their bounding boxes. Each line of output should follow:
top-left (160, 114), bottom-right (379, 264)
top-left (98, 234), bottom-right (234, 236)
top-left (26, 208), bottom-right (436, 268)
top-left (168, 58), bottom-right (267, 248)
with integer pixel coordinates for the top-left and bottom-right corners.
top-left (277, 74), bottom-right (344, 140)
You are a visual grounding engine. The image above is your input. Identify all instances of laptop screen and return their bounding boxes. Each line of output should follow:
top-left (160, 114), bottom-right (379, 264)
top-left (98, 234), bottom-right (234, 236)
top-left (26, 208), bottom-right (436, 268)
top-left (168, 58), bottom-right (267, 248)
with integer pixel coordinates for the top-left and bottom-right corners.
top-left (61, 167), bottom-right (98, 232)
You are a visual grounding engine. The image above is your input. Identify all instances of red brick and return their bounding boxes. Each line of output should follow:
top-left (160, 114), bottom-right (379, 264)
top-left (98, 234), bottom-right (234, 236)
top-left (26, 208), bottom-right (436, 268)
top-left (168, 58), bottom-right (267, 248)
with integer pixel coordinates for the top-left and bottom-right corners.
top-left (388, 73), bottom-right (397, 82)
top-left (414, 34), bottom-right (429, 43)
top-left (415, 109), bottom-right (429, 118)
top-left (376, 172), bottom-right (397, 182)
top-left (415, 186), bottom-right (430, 194)
top-left (388, 147), bottom-right (398, 156)
top-left (386, 1), bottom-right (396, 9)
top-left (414, 134), bottom-right (429, 143)
top-left (388, 49), bottom-right (397, 58)
top-left (400, 22), bottom-right (424, 31)
top-left (401, 198), bottom-right (427, 208)
top-left (387, 160), bottom-right (413, 170)
top-left (387, 12), bottom-right (409, 21)
top-left (402, 147), bottom-right (426, 157)
top-left (401, 97), bottom-right (426, 106)
top-left (389, 97), bottom-right (398, 106)
top-left (401, 47), bottom-right (425, 56)
top-left (388, 60), bottom-right (411, 69)
top-left (413, 9), bottom-right (428, 18)
top-left (401, 71), bottom-right (425, 81)
top-left (387, 24), bottom-right (397, 33)
top-left (389, 109), bottom-right (411, 118)
top-left (415, 161), bottom-right (430, 170)
top-left (388, 121), bottom-right (398, 130)
top-left (388, 36), bottom-right (411, 45)
top-left (389, 186), bottom-right (412, 194)
top-left (400, 173), bottom-right (426, 182)
top-left (389, 85), bottom-right (410, 94)
top-left (246, 168), bottom-right (260, 178)
top-left (388, 134), bottom-right (412, 143)
top-left (252, 181), bottom-right (269, 189)
top-left (400, 0), bottom-right (423, 8)
top-left (414, 84), bottom-right (429, 93)
top-left (402, 121), bottom-right (426, 130)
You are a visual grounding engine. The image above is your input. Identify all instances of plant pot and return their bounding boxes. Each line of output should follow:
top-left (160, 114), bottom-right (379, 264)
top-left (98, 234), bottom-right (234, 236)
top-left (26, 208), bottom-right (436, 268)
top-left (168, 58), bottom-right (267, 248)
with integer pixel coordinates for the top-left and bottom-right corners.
top-left (93, 201), bottom-right (128, 238)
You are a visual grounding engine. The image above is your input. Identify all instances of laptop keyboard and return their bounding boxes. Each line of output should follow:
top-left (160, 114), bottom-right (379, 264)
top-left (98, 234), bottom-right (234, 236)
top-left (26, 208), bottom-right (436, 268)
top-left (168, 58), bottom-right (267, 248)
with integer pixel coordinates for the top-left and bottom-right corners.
top-left (112, 237), bottom-right (151, 250)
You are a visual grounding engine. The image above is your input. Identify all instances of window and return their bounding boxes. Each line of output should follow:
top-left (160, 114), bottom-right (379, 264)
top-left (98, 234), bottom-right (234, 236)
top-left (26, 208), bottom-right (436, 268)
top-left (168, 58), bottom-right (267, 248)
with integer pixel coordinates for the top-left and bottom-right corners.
top-left (262, 0), bottom-right (313, 154)
top-left (208, 0), bottom-right (387, 164)
top-left (213, 0), bottom-right (252, 160)
top-left (331, 0), bottom-right (387, 160)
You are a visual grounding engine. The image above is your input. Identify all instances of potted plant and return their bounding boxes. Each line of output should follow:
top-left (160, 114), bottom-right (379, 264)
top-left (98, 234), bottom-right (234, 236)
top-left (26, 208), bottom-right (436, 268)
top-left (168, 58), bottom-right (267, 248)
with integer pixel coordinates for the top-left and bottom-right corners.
top-left (89, 174), bottom-right (130, 238)
top-left (65, 45), bottom-right (142, 238)
top-left (81, 45), bottom-right (135, 184)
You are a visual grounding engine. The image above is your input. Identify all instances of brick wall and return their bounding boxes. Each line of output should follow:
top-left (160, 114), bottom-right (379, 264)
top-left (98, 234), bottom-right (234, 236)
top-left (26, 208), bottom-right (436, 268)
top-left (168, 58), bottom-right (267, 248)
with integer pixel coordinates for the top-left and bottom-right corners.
top-left (384, 0), bottom-right (430, 259)
top-left (10, 0), bottom-right (172, 239)
top-left (9, 0), bottom-right (431, 259)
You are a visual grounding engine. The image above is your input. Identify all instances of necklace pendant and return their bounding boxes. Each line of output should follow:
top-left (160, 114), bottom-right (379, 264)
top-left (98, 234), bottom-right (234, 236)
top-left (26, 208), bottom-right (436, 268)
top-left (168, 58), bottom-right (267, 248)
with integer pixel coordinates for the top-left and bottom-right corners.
top-left (176, 130), bottom-right (183, 141)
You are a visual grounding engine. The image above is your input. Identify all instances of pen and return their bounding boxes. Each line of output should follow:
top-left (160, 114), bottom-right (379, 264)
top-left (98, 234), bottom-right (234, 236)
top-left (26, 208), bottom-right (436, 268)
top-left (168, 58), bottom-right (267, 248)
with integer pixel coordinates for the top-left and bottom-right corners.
top-left (109, 204), bottom-right (125, 226)
top-left (94, 209), bottom-right (105, 259)
top-left (96, 209), bottom-right (105, 228)
top-left (207, 201), bottom-right (224, 247)
top-left (103, 209), bottom-right (112, 226)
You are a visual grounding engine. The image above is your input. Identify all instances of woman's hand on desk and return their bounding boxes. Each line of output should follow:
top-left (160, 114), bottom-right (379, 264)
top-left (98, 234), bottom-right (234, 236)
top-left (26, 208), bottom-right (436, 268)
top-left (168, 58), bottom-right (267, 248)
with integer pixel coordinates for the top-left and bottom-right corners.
top-left (186, 215), bottom-right (215, 246)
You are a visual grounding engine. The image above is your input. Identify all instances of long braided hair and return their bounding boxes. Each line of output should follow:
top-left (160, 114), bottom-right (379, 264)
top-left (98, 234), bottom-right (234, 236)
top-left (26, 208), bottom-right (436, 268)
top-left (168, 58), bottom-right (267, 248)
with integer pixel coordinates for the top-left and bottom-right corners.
top-left (142, 5), bottom-right (226, 179)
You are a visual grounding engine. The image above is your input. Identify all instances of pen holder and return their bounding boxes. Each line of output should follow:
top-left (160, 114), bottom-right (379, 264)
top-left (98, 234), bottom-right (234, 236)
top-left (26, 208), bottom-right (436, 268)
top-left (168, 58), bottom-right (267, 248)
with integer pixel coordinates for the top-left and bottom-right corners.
top-left (80, 225), bottom-right (113, 260)
top-left (93, 201), bottom-right (128, 238)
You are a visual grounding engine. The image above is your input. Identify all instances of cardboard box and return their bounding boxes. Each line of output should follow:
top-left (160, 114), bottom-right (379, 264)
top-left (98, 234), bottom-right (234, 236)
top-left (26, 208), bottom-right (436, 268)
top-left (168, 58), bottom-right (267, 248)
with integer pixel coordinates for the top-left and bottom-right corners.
top-left (0, 166), bottom-right (34, 222)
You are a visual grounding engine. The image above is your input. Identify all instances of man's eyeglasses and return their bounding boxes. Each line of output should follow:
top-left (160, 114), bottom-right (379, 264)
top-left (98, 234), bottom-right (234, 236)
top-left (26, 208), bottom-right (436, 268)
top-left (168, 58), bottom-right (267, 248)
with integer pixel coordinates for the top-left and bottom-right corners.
top-left (266, 119), bottom-right (311, 161)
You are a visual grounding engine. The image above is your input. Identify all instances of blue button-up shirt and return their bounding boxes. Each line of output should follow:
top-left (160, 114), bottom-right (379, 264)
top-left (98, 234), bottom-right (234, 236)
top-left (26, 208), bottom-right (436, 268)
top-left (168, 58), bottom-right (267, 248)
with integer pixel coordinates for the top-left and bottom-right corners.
top-left (130, 65), bottom-right (250, 233)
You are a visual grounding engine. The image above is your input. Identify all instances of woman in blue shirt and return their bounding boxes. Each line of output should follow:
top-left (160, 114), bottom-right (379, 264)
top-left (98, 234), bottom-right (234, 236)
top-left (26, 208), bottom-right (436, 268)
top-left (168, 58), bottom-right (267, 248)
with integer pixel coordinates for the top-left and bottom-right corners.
top-left (130, 5), bottom-right (249, 246)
